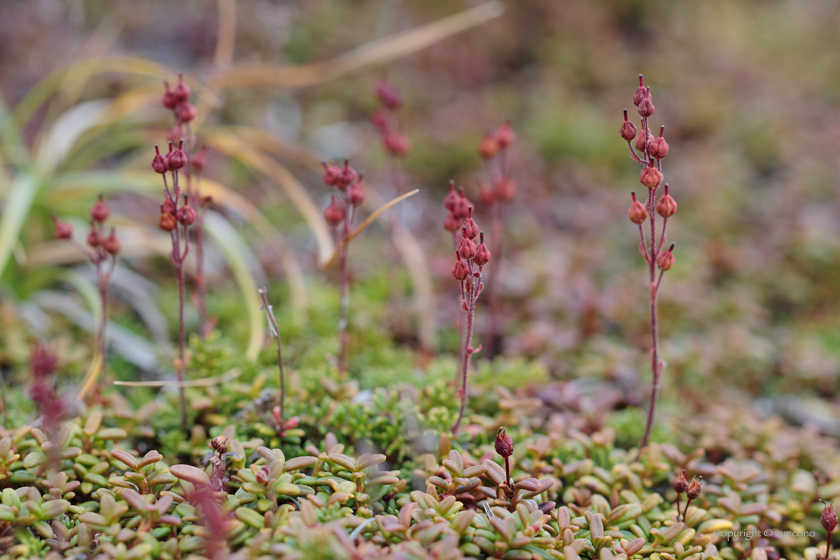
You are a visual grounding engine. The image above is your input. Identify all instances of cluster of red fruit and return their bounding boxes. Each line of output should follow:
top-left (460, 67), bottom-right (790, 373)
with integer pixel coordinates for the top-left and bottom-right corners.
top-left (370, 80), bottom-right (410, 158)
top-left (477, 121), bottom-right (516, 205)
top-left (322, 160), bottom-right (365, 227)
top-left (152, 141), bottom-right (197, 232)
top-left (445, 186), bottom-right (491, 281)
top-left (161, 74), bottom-right (197, 137)
top-left (52, 194), bottom-right (120, 257)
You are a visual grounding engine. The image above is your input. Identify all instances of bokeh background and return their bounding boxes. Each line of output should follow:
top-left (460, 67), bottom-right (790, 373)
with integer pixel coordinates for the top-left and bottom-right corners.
top-left (2, 0), bottom-right (840, 436)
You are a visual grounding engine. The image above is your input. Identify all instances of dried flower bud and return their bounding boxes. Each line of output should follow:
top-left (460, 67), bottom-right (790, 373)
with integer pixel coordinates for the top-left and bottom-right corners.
top-left (52, 216), bottom-right (73, 239)
top-left (821, 501), bottom-right (838, 533)
top-left (657, 244), bottom-right (676, 271)
top-left (443, 181), bottom-right (459, 212)
top-left (180, 102), bottom-right (197, 123)
top-left (87, 223), bottom-right (104, 247)
top-left (159, 212), bottom-right (177, 232)
top-left (494, 176), bottom-right (516, 202)
top-left (168, 141), bottom-right (186, 170)
top-left (638, 94), bottom-right (655, 118)
top-left (322, 162), bottom-right (342, 186)
top-left (628, 192), bottom-right (648, 224)
top-left (211, 435), bottom-right (227, 454)
top-left (177, 201), bottom-right (196, 226)
top-left (495, 428), bottom-right (514, 458)
top-left (162, 81), bottom-right (177, 110)
top-left (444, 212), bottom-right (461, 233)
top-left (370, 108), bottom-right (391, 132)
top-left (383, 131), bottom-right (410, 156)
top-left (640, 165), bottom-right (663, 189)
top-left (452, 254), bottom-right (469, 280)
top-left (649, 126), bottom-right (669, 159)
top-left (656, 185), bottom-right (677, 218)
top-left (474, 232), bottom-right (491, 266)
top-left (162, 198), bottom-right (176, 214)
top-left (324, 197), bottom-right (346, 227)
top-left (172, 74), bottom-right (190, 103)
top-left (457, 236), bottom-right (476, 260)
top-left (686, 475), bottom-right (702, 500)
top-left (103, 229), bottom-right (121, 255)
top-left (635, 131), bottom-right (654, 152)
top-left (347, 176), bottom-right (365, 206)
top-left (152, 145), bottom-right (169, 174)
top-left (620, 109), bottom-right (638, 141)
top-left (91, 194), bottom-right (111, 222)
top-left (477, 180), bottom-right (496, 206)
top-left (375, 79), bottom-right (403, 110)
top-left (339, 160), bottom-right (357, 189)
top-left (192, 146), bottom-right (208, 173)
top-left (495, 121), bottom-right (516, 148)
top-left (453, 188), bottom-right (471, 220)
top-left (674, 470), bottom-right (688, 494)
top-left (478, 133), bottom-right (500, 160)
top-left (633, 75), bottom-right (647, 107)
top-left (462, 207), bottom-right (479, 239)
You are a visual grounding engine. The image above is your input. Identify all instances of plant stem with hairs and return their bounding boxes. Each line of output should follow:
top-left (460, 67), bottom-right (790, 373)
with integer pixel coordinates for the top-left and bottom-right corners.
top-left (258, 287), bottom-right (285, 422)
top-left (621, 75), bottom-right (677, 454)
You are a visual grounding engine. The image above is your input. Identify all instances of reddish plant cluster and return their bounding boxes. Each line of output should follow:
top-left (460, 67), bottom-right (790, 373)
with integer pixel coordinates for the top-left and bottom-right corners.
top-left (673, 471), bottom-right (702, 522)
top-left (620, 74), bottom-right (678, 452)
top-left (161, 74), bottom-right (212, 337)
top-left (152, 140), bottom-right (196, 428)
top-left (53, 194), bottom-right (120, 373)
top-left (820, 501), bottom-right (837, 560)
top-left (322, 160), bottom-right (365, 375)
top-left (371, 79), bottom-right (411, 162)
top-left (26, 345), bottom-right (63, 436)
top-left (446, 187), bottom-right (491, 433)
top-left (442, 181), bottom-right (473, 245)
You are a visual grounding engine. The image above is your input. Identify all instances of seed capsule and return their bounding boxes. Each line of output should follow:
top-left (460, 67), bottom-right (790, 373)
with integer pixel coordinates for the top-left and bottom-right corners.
top-left (628, 192), bottom-right (648, 224)
top-left (674, 470), bottom-right (688, 494)
top-left (640, 165), bottom-right (663, 189)
top-left (162, 81), bottom-right (177, 110)
top-left (452, 255), bottom-right (469, 280)
top-left (656, 185), bottom-right (677, 218)
top-left (324, 197), bottom-right (346, 227)
top-left (462, 208), bottom-right (479, 239)
top-left (103, 229), bottom-right (120, 255)
top-left (444, 212), bottom-right (461, 233)
top-left (172, 74), bottom-right (190, 103)
top-left (375, 80), bottom-right (403, 110)
top-left (495, 121), bottom-right (516, 148)
top-left (649, 126), bottom-right (669, 159)
top-left (91, 194), bottom-right (111, 223)
top-left (167, 141), bottom-right (186, 170)
top-left (620, 109), bottom-right (638, 141)
top-left (87, 224), bottom-right (104, 247)
top-left (635, 131), bottom-right (654, 153)
top-left (495, 428), bottom-right (514, 458)
top-left (821, 501), bottom-right (838, 533)
top-left (686, 475), bottom-right (702, 499)
top-left (383, 131), bottom-right (410, 156)
top-left (322, 162), bottom-right (342, 186)
top-left (478, 133), bottom-right (500, 160)
top-left (443, 181), bottom-right (459, 212)
top-left (347, 176), bottom-right (365, 206)
top-left (657, 244), bottom-right (676, 271)
top-left (633, 75), bottom-right (648, 107)
top-left (474, 232), bottom-right (491, 266)
top-left (457, 236), bottom-right (476, 260)
top-left (52, 216), bottom-right (73, 240)
top-left (159, 212), bottom-right (177, 232)
top-left (151, 145), bottom-right (169, 174)
top-left (177, 202), bottom-right (196, 226)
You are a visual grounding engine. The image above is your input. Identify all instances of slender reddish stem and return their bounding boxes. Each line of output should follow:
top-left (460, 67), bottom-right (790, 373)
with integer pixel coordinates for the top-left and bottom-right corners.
top-left (451, 292), bottom-right (475, 433)
top-left (337, 204), bottom-right (354, 376)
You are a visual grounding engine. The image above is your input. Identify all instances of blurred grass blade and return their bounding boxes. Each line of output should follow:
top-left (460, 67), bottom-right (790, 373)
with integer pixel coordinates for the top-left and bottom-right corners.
top-left (0, 173), bottom-right (40, 279)
top-left (203, 211), bottom-right (265, 360)
top-left (325, 189), bottom-right (419, 268)
top-left (115, 368), bottom-right (241, 387)
top-left (0, 92), bottom-right (29, 168)
top-left (36, 100), bottom-right (110, 174)
top-left (212, 1), bottom-right (505, 89)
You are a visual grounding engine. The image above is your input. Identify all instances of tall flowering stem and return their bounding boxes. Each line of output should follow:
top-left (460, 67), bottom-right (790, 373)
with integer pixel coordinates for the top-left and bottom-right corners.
top-left (152, 141), bottom-right (196, 428)
top-left (323, 160), bottom-right (365, 376)
top-left (53, 194), bottom-right (120, 395)
top-left (620, 75), bottom-right (677, 453)
top-left (448, 204), bottom-right (491, 433)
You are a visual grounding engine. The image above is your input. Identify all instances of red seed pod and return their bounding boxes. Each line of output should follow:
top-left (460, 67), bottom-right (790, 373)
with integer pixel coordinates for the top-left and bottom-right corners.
top-left (168, 141), bottom-right (186, 170)
top-left (180, 102), bottom-right (197, 123)
top-left (640, 165), bottom-right (663, 189)
top-left (346, 175), bottom-right (365, 206)
top-left (87, 223), bottom-right (104, 247)
top-left (152, 145), bottom-right (169, 174)
top-left (443, 180), bottom-right (459, 212)
top-left (674, 471), bottom-right (688, 494)
top-left (322, 162), bottom-right (342, 187)
top-left (211, 435), bottom-right (227, 454)
top-left (821, 501), bottom-right (838, 533)
top-left (192, 145), bottom-right (208, 174)
top-left (656, 185), bottom-right (677, 218)
top-left (370, 108), bottom-right (391, 132)
top-left (477, 180), bottom-right (496, 206)
top-left (103, 228), bottom-right (121, 255)
top-left (474, 232), bottom-right (491, 266)
top-left (375, 79), bottom-right (403, 110)
top-left (635, 131), bottom-right (654, 153)
top-left (451, 254), bottom-right (469, 280)
top-left (457, 235), bottom-right (476, 260)
top-left (620, 109), bottom-right (638, 141)
top-left (638, 94), bottom-right (655, 118)
top-left (162, 81), bottom-right (177, 110)
top-left (161, 198), bottom-right (176, 214)
top-left (657, 244), bottom-right (676, 271)
top-left (338, 160), bottom-right (357, 189)
top-left (90, 194), bottom-right (111, 223)
top-left (443, 212), bottom-right (461, 233)
top-left (324, 197), bottom-right (346, 226)
top-left (453, 188), bottom-right (471, 220)
top-left (495, 428), bottom-right (514, 458)
top-left (649, 126), bottom-right (669, 159)
top-left (177, 201), bottom-right (196, 226)
top-left (462, 207), bottom-right (479, 239)
top-left (495, 121), bottom-right (516, 148)
top-left (383, 131), bottom-right (410, 156)
top-left (628, 192), bottom-right (648, 225)
top-left (172, 74), bottom-right (190, 103)
top-left (633, 75), bottom-right (647, 107)
top-left (159, 212), bottom-right (177, 232)
top-left (685, 475), bottom-right (701, 499)
top-left (494, 176), bottom-right (516, 202)
top-left (52, 216), bottom-right (73, 239)
top-left (478, 133), bottom-right (500, 160)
